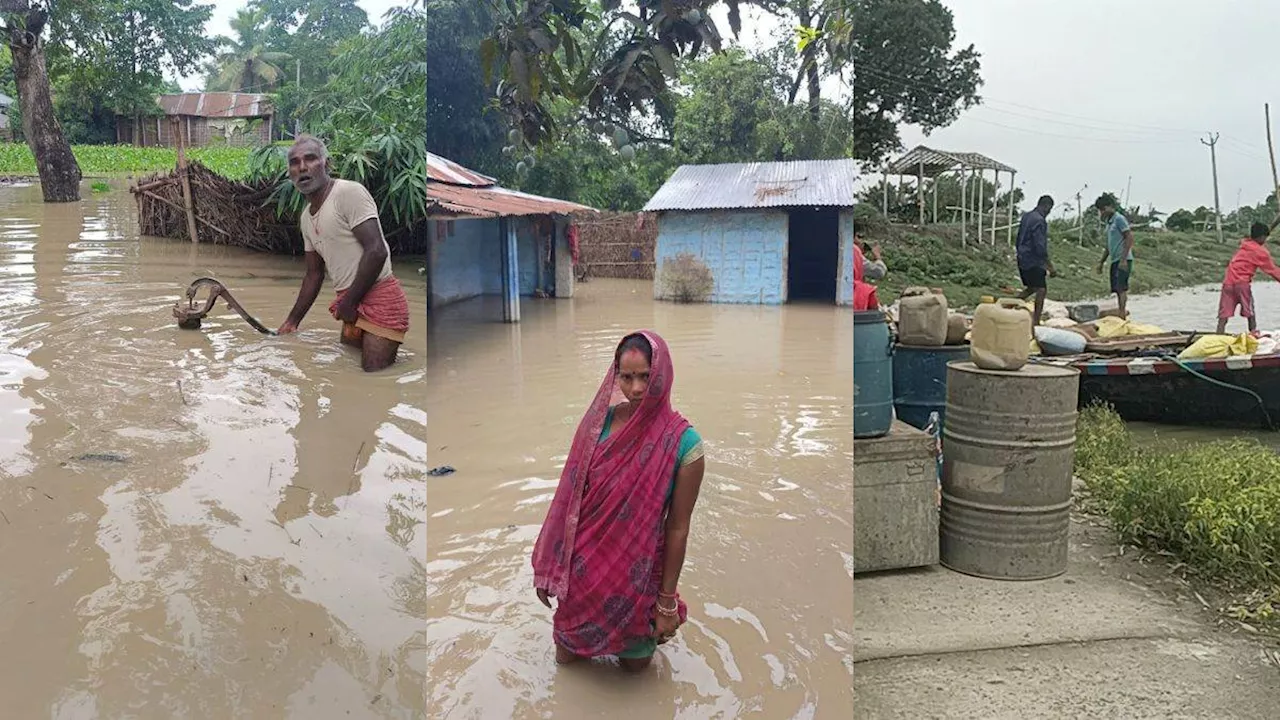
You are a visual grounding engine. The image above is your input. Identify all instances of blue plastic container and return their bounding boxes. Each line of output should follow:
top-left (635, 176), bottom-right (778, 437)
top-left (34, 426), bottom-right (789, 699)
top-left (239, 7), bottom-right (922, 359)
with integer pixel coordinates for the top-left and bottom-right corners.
top-left (854, 310), bottom-right (894, 439)
top-left (892, 344), bottom-right (971, 430)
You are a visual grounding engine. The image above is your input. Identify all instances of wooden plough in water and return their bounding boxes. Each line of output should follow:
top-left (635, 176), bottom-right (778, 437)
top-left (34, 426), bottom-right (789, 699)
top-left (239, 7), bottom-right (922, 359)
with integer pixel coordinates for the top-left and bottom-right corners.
top-left (173, 277), bottom-right (276, 335)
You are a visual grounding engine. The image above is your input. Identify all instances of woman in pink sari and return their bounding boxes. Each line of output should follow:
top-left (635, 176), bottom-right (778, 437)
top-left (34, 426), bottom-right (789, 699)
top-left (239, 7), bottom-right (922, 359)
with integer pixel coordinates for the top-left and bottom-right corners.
top-left (532, 330), bottom-right (707, 671)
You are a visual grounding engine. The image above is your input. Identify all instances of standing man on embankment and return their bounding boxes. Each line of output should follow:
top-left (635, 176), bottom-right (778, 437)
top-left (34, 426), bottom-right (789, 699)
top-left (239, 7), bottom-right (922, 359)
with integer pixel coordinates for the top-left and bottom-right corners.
top-left (277, 135), bottom-right (410, 371)
top-left (1095, 195), bottom-right (1135, 318)
top-left (1015, 194), bottom-right (1057, 326)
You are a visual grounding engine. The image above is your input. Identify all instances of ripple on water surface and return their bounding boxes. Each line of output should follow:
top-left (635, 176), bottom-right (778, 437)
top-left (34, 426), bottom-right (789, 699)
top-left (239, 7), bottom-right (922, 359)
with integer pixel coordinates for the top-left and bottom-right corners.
top-left (427, 281), bottom-right (854, 718)
top-left (0, 183), bottom-right (426, 718)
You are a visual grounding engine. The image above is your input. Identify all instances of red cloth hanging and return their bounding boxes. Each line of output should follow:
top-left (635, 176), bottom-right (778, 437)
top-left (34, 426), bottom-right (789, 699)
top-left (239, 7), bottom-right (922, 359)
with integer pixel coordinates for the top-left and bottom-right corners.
top-left (567, 224), bottom-right (581, 265)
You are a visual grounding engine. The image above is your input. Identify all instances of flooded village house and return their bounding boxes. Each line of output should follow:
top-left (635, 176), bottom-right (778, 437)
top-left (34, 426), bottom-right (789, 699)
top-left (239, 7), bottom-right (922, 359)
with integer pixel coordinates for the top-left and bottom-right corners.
top-left (425, 152), bottom-right (595, 322)
top-left (643, 159), bottom-right (859, 305)
top-left (114, 92), bottom-right (274, 147)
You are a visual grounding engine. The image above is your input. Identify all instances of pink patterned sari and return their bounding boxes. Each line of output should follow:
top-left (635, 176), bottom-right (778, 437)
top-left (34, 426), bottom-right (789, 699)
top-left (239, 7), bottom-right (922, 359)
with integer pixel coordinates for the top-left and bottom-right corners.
top-left (531, 330), bottom-right (690, 657)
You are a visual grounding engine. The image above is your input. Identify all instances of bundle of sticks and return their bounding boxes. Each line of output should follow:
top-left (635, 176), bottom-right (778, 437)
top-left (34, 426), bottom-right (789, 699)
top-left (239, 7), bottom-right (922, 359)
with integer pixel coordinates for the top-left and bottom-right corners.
top-left (130, 162), bottom-right (303, 254)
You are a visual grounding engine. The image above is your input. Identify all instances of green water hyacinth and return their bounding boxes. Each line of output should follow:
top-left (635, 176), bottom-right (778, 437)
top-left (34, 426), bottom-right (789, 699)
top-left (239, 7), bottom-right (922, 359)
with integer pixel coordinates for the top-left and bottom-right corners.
top-left (0, 143), bottom-right (254, 180)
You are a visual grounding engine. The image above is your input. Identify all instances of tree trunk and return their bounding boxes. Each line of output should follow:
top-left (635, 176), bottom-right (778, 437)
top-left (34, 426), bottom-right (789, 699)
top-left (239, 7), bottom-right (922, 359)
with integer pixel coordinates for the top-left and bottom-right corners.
top-left (788, 3), bottom-right (824, 127)
top-left (799, 4), bottom-right (823, 126)
top-left (7, 8), bottom-right (82, 203)
top-left (804, 46), bottom-right (821, 125)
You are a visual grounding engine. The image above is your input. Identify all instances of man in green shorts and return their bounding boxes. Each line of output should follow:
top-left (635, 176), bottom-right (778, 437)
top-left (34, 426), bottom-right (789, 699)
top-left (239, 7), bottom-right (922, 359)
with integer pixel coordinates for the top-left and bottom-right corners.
top-left (1094, 195), bottom-right (1134, 318)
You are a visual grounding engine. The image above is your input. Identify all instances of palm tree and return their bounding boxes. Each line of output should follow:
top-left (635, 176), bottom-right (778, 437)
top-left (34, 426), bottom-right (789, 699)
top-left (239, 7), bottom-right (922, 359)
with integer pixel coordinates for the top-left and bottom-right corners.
top-left (206, 8), bottom-right (291, 93)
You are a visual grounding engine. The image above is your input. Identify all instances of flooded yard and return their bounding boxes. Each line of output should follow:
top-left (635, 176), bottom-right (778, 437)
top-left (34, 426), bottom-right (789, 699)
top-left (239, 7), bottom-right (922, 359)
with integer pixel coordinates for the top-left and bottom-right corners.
top-left (0, 182), bottom-right (426, 718)
top-left (426, 279), bottom-right (854, 718)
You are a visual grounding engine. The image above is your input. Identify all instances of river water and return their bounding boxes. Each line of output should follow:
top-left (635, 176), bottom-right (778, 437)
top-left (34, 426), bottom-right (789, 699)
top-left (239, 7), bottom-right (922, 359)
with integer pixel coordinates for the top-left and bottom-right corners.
top-left (1103, 283), bottom-right (1280, 448)
top-left (426, 279), bottom-right (855, 718)
top-left (0, 182), bottom-right (427, 718)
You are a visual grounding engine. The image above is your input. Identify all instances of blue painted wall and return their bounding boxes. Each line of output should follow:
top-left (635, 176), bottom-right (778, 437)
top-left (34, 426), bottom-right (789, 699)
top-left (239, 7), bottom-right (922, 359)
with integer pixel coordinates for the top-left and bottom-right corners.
top-left (430, 216), bottom-right (550, 308)
top-left (837, 209), bottom-right (855, 306)
top-left (517, 218), bottom-right (539, 294)
top-left (429, 217), bottom-right (500, 307)
top-left (653, 210), bottom-right (789, 304)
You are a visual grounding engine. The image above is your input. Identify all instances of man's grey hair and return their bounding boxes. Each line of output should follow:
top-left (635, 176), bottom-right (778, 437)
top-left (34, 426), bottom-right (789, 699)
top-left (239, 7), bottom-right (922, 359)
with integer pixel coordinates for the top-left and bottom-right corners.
top-left (291, 134), bottom-right (329, 159)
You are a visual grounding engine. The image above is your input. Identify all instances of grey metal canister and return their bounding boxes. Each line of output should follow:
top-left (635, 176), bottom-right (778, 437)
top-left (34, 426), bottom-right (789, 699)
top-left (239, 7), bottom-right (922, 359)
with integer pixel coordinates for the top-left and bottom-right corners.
top-left (939, 361), bottom-right (1080, 580)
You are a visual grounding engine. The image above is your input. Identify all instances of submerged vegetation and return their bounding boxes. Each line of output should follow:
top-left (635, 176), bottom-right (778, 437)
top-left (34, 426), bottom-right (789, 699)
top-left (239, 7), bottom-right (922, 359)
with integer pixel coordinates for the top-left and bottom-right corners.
top-left (0, 143), bottom-right (254, 181)
top-left (1076, 405), bottom-right (1280, 627)
top-left (659, 253), bottom-right (716, 303)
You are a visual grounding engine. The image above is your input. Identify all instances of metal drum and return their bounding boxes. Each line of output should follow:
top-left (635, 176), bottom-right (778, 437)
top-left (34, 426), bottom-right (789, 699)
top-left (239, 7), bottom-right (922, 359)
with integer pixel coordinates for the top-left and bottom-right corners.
top-left (854, 310), bottom-right (894, 439)
top-left (892, 343), bottom-right (971, 431)
top-left (939, 361), bottom-right (1080, 580)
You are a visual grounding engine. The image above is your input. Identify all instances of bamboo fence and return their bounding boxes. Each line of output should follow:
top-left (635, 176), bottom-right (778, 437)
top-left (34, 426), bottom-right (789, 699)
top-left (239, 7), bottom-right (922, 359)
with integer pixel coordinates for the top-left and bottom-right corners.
top-left (575, 211), bottom-right (656, 279)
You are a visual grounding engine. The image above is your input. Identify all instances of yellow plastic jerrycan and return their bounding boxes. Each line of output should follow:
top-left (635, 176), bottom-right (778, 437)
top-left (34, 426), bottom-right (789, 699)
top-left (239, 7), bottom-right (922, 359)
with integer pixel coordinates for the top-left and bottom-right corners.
top-left (970, 297), bottom-right (1032, 371)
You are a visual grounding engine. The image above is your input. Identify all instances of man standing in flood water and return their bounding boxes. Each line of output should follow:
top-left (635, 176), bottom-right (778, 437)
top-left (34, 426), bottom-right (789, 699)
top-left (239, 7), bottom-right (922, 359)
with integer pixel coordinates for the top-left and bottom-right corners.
top-left (277, 135), bottom-right (410, 371)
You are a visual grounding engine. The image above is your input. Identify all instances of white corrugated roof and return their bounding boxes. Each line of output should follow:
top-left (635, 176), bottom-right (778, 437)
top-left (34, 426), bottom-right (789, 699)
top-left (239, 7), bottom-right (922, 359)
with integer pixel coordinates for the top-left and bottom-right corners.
top-left (643, 159), bottom-right (857, 211)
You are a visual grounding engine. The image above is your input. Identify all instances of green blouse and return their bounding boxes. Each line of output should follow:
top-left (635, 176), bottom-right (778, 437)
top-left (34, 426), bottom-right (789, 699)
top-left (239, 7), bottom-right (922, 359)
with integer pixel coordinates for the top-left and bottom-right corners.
top-left (600, 407), bottom-right (703, 501)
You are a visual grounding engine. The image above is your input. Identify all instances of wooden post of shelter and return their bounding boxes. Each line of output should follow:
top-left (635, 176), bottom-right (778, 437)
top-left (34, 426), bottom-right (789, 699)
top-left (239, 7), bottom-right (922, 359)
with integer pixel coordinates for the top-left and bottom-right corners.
top-left (932, 174), bottom-right (939, 223)
top-left (989, 169), bottom-right (999, 245)
top-left (1007, 170), bottom-right (1017, 245)
top-left (977, 169), bottom-right (985, 242)
top-left (171, 116), bottom-right (200, 245)
top-left (959, 164), bottom-right (967, 248)
top-left (882, 167), bottom-right (889, 217)
top-left (917, 160), bottom-right (925, 225)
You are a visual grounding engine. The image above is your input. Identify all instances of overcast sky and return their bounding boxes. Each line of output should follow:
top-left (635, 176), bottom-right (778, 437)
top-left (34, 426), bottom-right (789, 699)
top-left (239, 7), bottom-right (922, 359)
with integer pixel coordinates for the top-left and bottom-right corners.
top-left (171, 0), bottom-right (402, 91)
top-left (881, 0), bottom-right (1280, 217)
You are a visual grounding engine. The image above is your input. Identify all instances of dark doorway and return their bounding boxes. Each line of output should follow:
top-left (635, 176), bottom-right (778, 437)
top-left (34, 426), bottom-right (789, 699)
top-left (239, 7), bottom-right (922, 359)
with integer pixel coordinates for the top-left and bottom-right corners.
top-left (787, 208), bottom-right (840, 302)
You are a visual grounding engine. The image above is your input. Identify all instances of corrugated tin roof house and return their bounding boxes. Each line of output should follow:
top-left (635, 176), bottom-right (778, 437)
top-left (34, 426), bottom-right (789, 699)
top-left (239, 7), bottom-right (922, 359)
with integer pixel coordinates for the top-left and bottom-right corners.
top-left (643, 159), bottom-right (858, 305)
top-left (426, 152), bottom-right (596, 322)
top-left (115, 92), bottom-right (274, 148)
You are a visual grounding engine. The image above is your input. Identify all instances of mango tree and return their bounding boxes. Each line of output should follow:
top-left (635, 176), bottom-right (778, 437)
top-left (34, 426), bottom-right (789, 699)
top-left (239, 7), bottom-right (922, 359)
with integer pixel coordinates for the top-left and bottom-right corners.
top-left (482, 0), bottom-right (772, 151)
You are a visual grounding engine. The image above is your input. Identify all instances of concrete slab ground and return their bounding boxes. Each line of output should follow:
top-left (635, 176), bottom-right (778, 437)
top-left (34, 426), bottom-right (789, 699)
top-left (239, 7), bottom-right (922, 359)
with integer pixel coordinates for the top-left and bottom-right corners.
top-left (855, 512), bottom-right (1280, 719)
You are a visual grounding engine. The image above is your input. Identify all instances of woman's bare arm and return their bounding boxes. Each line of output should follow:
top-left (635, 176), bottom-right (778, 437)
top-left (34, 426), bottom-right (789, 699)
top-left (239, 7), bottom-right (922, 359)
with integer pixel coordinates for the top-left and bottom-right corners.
top-left (659, 456), bottom-right (706, 595)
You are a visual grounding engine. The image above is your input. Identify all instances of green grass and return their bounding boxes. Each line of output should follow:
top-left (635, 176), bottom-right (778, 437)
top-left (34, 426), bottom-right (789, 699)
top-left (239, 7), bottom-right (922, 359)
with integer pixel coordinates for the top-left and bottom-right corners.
top-left (0, 142), bottom-right (255, 181)
top-left (867, 222), bottom-right (1239, 308)
top-left (1076, 405), bottom-right (1280, 627)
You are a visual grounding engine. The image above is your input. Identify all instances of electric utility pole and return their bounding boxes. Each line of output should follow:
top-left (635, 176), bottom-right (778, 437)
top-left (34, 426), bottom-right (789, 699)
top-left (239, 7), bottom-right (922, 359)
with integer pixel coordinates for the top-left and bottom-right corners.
top-left (1202, 132), bottom-right (1225, 243)
top-left (1074, 183), bottom-right (1088, 246)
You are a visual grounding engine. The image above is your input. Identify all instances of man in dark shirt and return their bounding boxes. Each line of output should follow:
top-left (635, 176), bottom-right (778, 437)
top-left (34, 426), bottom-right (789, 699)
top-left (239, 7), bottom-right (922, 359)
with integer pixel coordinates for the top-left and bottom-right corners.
top-left (1016, 194), bottom-right (1057, 326)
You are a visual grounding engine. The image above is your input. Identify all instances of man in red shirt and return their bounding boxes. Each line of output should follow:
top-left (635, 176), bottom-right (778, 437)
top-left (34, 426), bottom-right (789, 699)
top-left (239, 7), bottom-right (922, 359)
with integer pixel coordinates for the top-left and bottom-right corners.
top-left (1217, 222), bottom-right (1280, 333)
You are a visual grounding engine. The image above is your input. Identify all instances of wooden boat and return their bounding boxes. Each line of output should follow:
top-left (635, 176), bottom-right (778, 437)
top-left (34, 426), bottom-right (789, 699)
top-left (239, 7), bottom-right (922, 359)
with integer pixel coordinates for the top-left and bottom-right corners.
top-left (1035, 350), bottom-right (1280, 430)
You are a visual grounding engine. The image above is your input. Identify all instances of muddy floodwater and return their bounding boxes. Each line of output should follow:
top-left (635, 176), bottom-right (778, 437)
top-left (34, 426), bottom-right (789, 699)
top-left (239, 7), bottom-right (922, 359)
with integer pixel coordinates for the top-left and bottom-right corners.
top-left (0, 182), bottom-right (426, 718)
top-left (426, 279), bottom-right (854, 718)
top-left (1106, 283), bottom-right (1280, 447)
